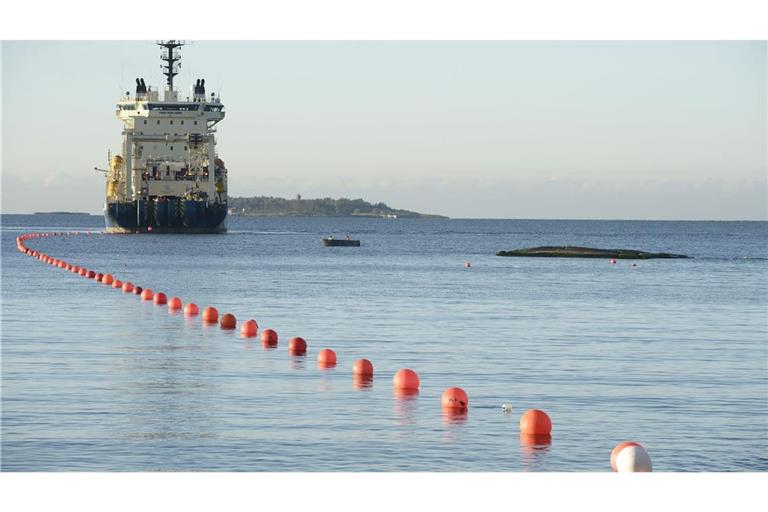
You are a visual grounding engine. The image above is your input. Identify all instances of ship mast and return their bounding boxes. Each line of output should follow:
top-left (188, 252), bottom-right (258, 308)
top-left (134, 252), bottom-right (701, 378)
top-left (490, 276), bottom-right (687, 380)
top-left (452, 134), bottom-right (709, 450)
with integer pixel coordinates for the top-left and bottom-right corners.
top-left (157, 40), bottom-right (185, 91)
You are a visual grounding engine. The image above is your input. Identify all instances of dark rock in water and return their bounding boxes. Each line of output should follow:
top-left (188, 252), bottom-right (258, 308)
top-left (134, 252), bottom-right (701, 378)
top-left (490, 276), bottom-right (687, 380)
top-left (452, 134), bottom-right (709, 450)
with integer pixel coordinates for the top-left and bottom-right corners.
top-left (496, 246), bottom-right (689, 259)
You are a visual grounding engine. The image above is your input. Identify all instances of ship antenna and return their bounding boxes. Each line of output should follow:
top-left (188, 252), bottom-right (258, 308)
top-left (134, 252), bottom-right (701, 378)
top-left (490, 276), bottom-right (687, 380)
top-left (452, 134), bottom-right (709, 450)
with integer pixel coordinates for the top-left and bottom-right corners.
top-left (157, 40), bottom-right (185, 91)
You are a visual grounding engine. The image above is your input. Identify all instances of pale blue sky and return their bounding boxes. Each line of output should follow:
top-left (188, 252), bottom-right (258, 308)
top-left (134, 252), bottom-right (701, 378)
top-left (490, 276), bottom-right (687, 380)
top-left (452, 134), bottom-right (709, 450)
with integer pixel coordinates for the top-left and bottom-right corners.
top-left (2, 41), bottom-right (766, 219)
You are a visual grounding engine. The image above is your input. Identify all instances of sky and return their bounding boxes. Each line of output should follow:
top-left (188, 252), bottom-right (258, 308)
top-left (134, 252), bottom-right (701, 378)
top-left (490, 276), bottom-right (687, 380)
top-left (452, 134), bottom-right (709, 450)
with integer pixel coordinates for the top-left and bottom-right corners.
top-left (1, 40), bottom-right (766, 219)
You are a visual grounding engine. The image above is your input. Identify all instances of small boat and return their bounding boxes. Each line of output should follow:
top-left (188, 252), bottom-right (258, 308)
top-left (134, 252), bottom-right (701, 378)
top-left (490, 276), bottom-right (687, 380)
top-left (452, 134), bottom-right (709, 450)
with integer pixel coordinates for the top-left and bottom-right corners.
top-left (323, 237), bottom-right (360, 247)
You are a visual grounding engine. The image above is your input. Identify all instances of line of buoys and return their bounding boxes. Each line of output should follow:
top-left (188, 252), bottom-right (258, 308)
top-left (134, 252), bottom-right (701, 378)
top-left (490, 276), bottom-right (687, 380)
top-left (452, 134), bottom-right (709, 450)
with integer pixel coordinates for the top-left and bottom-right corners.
top-left (17, 230), bottom-right (653, 471)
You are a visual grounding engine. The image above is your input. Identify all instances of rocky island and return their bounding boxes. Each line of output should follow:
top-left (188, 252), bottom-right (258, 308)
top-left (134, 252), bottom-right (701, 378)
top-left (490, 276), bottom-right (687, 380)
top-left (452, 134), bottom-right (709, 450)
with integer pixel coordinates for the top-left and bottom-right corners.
top-left (496, 246), bottom-right (689, 259)
top-left (228, 196), bottom-right (447, 218)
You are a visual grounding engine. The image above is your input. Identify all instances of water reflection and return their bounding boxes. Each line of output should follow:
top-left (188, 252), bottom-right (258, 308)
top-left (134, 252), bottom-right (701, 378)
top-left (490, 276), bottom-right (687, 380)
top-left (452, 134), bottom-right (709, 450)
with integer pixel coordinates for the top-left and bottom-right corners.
top-left (519, 434), bottom-right (552, 471)
top-left (393, 388), bottom-right (419, 425)
top-left (317, 361), bottom-right (337, 370)
top-left (441, 408), bottom-right (468, 425)
top-left (289, 356), bottom-right (306, 370)
top-left (353, 375), bottom-right (374, 390)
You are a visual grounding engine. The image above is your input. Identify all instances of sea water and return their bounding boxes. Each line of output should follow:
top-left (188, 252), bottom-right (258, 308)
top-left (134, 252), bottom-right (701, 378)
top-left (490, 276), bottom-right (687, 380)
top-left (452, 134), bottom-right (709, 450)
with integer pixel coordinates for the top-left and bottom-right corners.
top-left (1, 215), bottom-right (766, 471)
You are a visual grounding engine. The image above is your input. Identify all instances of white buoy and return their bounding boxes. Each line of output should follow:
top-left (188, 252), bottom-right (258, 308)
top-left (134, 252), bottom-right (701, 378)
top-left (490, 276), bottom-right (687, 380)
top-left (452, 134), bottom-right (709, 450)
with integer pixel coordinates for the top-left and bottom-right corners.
top-left (614, 444), bottom-right (653, 472)
top-left (502, 403), bottom-right (513, 413)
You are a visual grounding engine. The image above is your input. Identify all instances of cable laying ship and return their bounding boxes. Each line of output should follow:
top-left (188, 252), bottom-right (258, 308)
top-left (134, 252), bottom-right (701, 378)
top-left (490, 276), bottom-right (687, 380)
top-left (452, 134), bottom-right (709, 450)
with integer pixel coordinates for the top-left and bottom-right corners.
top-left (103, 40), bottom-right (227, 233)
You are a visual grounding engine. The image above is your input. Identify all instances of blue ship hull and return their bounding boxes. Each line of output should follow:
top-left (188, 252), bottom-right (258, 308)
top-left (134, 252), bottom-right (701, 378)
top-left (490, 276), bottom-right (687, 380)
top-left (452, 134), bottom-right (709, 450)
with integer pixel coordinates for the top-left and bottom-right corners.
top-left (105, 199), bottom-right (227, 233)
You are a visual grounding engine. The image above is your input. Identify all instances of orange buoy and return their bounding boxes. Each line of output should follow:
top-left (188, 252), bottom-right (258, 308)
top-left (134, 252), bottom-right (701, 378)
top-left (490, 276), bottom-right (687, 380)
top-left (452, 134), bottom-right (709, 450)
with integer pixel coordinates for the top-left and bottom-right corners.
top-left (140, 289), bottom-right (154, 301)
top-left (610, 258), bottom-right (617, 264)
top-left (353, 358), bottom-right (374, 376)
top-left (240, 319), bottom-right (258, 337)
top-left (441, 387), bottom-right (469, 409)
top-left (393, 368), bottom-right (420, 390)
top-left (168, 297), bottom-right (182, 310)
top-left (202, 306), bottom-right (218, 324)
top-left (153, 292), bottom-right (167, 305)
top-left (122, 282), bottom-right (134, 293)
top-left (519, 409), bottom-right (552, 435)
top-left (317, 348), bottom-right (337, 366)
top-left (80, 269), bottom-right (89, 277)
top-left (133, 286), bottom-right (143, 295)
top-left (184, 303), bottom-right (199, 316)
top-left (112, 279), bottom-right (123, 289)
top-left (220, 313), bottom-right (236, 329)
top-left (261, 328), bottom-right (278, 346)
top-left (611, 441), bottom-right (652, 472)
top-left (288, 336), bottom-right (307, 355)
top-left (102, 274), bottom-right (114, 285)
top-left (95, 273), bottom-right (104, 282)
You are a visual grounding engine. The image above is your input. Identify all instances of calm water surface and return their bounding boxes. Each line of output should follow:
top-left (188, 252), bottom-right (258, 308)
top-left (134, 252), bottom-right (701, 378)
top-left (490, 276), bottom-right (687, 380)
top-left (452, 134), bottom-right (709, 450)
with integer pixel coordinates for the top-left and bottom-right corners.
top-left (2, 214), bottom-right (767, 471)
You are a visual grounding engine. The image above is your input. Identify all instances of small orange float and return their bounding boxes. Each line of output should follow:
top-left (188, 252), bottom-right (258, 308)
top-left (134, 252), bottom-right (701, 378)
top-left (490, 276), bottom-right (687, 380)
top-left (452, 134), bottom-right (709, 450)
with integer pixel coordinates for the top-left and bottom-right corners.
top-left (519, 409), bottom-right (552, 435)
top-left (317, 348), bottom-right (337, 367)
top-left (153, 292), bottom-right (167, 305)
top-left (220, 313), bottom-right (236, 329)
top-left (393, 369), bottom-right (420, 390)
top-left (261, 329), bottom-right (278, 346)
top-left (140, 288), bottom-right (153, 301)
top-left (441, 387), bottom-right (469, 409)
top-left (288, 337), bottom-right (307, 355)
top-left (168, 297), bottom-right (182, 310)
top-left (240, 319), bottom-right (258, 337)
top-left (184, 303), bottom-right (199, 316)
top-left (202, 306), bottom-right (218, 324)
top-left (353, 358), bottom-right (374, 376)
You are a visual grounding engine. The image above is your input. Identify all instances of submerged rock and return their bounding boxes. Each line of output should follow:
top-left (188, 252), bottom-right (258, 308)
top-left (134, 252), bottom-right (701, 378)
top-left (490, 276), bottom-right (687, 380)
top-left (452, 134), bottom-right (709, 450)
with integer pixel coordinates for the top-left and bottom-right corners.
top-left (496, 246), bottom-right (689, 259)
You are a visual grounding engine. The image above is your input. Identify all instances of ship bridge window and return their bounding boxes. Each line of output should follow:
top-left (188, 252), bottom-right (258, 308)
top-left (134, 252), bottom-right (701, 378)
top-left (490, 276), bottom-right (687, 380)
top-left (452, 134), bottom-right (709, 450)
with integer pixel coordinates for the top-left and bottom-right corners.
top-left (204, 105), bottom-right (222, 112)
top-left (143, 120), bottom-right (147, 125)
top-left (170, 120), bottom-right (174, 125)
top-left (157, 120), bottom-right (160, 125)
top-left (194, 120), bottom-right (198, 125)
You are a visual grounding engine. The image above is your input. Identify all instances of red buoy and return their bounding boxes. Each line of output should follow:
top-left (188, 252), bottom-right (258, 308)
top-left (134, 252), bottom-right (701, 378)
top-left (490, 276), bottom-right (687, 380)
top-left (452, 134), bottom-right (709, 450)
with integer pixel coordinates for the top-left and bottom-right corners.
top-left (393, 368), bottom-right (420, 390)
top-left (353, 358), bottom-right (374, 376)
top-left (122, 282), bottom-right (134, 293)
top-left (102, 274), bottom-right (114, 285)
top-left (220, 313), bottom-right (236, 329)
top-left (288, 337), bottom-right (307, 355)
top-left (112, 279), bottom-right (123, 289)
top-left (240, 319), bottom-right (258, 337)
top-left (79, 268), bottom-right (88, 276)
top-left (317, 348), bottom-right (337, 367)
top-left (184, 303), bottom-right (199, 316)
top-left (202, 306), bottom-right (218, 324)
top-left (441, 387), bottom-right (469, 409)
top-left (140, 289), bottom-right (154, 301)
top-left (261, 329), bottom-right (278, 347)
top-left (611, 441), bottom-right (652, 472)
top-left (153, 292), bottom-right (167, 305)
top-left (133, 286), bottom-right (143, 295)
top-left (168, 297), bottom-right (182, 310)
top-left (94, 273), bottom-right (104, 282)
top-left (519, 409), bottom-right (552, 435)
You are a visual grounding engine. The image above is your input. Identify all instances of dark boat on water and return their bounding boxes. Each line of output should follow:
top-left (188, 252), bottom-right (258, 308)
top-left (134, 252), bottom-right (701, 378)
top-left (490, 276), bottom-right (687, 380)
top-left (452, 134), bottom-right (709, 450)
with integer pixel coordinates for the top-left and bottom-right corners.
top-left (323, 237), bottom-right (360, 247)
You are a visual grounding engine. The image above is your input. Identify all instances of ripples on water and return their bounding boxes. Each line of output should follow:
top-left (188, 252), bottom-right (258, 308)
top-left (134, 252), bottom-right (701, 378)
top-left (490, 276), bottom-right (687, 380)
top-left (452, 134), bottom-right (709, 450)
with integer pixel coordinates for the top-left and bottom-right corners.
top-left (2, 215), bottom-right (767, 471)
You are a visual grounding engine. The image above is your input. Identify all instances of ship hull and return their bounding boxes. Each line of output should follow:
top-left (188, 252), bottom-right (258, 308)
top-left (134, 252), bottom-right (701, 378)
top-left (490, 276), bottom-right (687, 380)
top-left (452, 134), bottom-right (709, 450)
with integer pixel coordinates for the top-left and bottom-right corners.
top-left (104, 199), bottom-right (227, 234)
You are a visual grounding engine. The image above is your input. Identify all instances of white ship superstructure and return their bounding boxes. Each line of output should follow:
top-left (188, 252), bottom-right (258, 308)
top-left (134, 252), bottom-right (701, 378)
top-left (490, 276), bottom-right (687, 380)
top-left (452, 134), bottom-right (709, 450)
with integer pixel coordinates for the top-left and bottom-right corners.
top-left (104, 40), bottom-right (228, 233)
